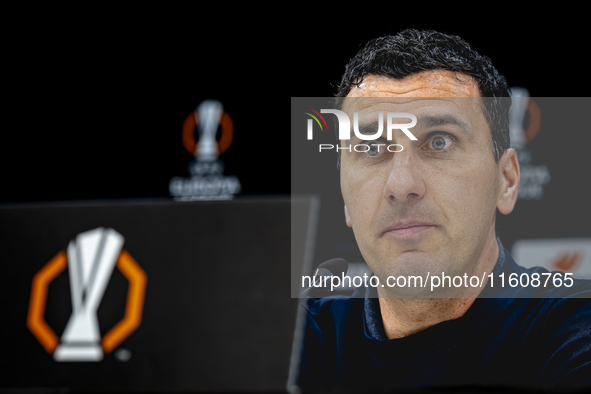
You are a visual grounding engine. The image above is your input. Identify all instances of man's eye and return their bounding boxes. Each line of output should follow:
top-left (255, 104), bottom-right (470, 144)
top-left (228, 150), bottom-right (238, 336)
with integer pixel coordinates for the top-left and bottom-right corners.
top-left (426, 134), bottom-right (455, 151)
top-left (367, 143), bottom-right (381, 156)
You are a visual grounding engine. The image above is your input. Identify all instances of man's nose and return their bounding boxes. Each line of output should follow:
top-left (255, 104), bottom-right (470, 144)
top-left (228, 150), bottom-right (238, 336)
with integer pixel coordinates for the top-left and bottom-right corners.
top-left (382, 149), bottom-right (426, 202)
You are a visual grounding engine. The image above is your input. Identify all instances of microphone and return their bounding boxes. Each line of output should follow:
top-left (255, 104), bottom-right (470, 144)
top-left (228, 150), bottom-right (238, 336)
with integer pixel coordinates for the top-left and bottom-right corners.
top-left (300, 258), bottom-right (349, 297)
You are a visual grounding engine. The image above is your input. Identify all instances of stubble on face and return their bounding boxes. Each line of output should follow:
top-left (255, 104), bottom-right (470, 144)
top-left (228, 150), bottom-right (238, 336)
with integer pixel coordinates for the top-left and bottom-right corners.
top-left (340, 71), bottom-right (502, 298)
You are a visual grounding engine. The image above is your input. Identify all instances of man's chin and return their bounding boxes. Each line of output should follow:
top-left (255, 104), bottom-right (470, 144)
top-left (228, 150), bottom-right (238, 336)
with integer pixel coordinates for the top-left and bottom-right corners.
top-left (376, 252), bottom-right (442, 277)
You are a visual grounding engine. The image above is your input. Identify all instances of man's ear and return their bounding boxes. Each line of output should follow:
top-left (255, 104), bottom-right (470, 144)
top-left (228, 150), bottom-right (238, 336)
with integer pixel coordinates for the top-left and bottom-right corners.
top-left (497, 148), bottom-right (520, 215)
top-left (344, 205), bottom-right (352, 227)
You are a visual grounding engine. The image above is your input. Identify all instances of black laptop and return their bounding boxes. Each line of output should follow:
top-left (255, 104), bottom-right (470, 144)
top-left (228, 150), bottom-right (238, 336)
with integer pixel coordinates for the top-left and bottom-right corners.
top-left (0, 195), bottom-right (318, 392)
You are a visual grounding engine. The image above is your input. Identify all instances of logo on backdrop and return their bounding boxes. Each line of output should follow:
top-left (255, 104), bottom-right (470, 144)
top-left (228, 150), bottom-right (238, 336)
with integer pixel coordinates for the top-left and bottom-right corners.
top-left (512, 238), bottom-right (591, 279)
top-left (509, 87), bottom-right (550, 199)
top-left (169, 99), bottom-right (241, 201)
top-left (27, 227), bottom-right (147, 362)
top-left (304, 108), bottom-right (417, 153)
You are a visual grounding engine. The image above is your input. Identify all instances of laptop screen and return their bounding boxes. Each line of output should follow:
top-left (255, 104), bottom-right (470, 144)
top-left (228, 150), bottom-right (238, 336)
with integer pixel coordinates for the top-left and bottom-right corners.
top-left (1, 196), bottom-right (317, 392)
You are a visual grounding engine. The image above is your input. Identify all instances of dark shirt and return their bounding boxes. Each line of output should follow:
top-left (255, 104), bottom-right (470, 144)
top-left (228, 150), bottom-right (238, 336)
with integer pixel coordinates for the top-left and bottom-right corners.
top-left (297, 239), bottom-right (591, 391)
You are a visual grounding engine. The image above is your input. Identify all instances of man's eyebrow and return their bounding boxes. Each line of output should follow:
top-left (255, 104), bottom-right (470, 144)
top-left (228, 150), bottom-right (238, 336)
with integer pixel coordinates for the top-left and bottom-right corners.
top-left (355, 114), bottom-right (473, 137)
top-left (417, 114), bottom-right (472, 136)
top-left (356, 121), bottom-right (384, 136)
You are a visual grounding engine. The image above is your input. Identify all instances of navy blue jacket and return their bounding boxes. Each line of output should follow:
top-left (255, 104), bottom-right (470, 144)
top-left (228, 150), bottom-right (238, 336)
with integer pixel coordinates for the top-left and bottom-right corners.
top-left (297, 241), bottom-right (591, 391)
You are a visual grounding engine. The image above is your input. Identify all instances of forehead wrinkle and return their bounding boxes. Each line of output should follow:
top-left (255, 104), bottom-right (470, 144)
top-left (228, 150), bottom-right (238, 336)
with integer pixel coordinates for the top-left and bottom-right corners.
top-left (354, 87), bottom-right (472, 97)
top-left (342, 97), bottom-right (458, 114)
top-left (348, 72), bottom-right (481, 98)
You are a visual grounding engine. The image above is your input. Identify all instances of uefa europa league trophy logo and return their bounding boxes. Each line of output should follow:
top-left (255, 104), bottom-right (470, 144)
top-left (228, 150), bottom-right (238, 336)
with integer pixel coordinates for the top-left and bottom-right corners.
top-left (169, 99), bottom-right (241, 201)
top-left (509, 87), bottom-right (529, 150)
top-left (195, 99), bottom-right (223, 162)
top-left (53, 228), bottom-right (124, 361)
top-left (508, 87), bottom-right (550, 200)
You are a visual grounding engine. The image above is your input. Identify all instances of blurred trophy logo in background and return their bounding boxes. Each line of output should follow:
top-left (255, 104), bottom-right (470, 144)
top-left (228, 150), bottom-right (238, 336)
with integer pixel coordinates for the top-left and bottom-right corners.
top-left (27, 228), bottom-right (147, 361)
top-left (169, 99), bottom-right (241, 201)
top-left (509, 87), bottom-right (550, 200)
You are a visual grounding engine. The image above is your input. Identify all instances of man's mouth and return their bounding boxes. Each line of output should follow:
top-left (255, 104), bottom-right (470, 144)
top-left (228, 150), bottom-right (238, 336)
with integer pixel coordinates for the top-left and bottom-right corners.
top-left (383, 221), bottom-right (436, 239)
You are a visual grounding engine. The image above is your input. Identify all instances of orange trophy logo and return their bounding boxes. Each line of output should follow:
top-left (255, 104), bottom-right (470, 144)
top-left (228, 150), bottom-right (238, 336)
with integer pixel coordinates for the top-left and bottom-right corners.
top-left (27, 228), bottom-right (147, 361)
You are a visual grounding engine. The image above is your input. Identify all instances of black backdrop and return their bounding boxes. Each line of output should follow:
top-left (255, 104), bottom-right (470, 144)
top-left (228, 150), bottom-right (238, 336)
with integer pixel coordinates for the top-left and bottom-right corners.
top-left (4, 17), bottom-right (590, 205)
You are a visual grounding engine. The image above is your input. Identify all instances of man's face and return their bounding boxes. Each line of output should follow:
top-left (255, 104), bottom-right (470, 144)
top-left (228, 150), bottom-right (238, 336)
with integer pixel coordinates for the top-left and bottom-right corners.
top-left (340, 71), bottom-right (512, 295)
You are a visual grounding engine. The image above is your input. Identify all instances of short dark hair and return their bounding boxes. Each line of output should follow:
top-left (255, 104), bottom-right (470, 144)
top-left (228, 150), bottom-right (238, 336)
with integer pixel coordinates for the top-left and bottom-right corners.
top-left (335, 29), bottom-right (510, 164)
